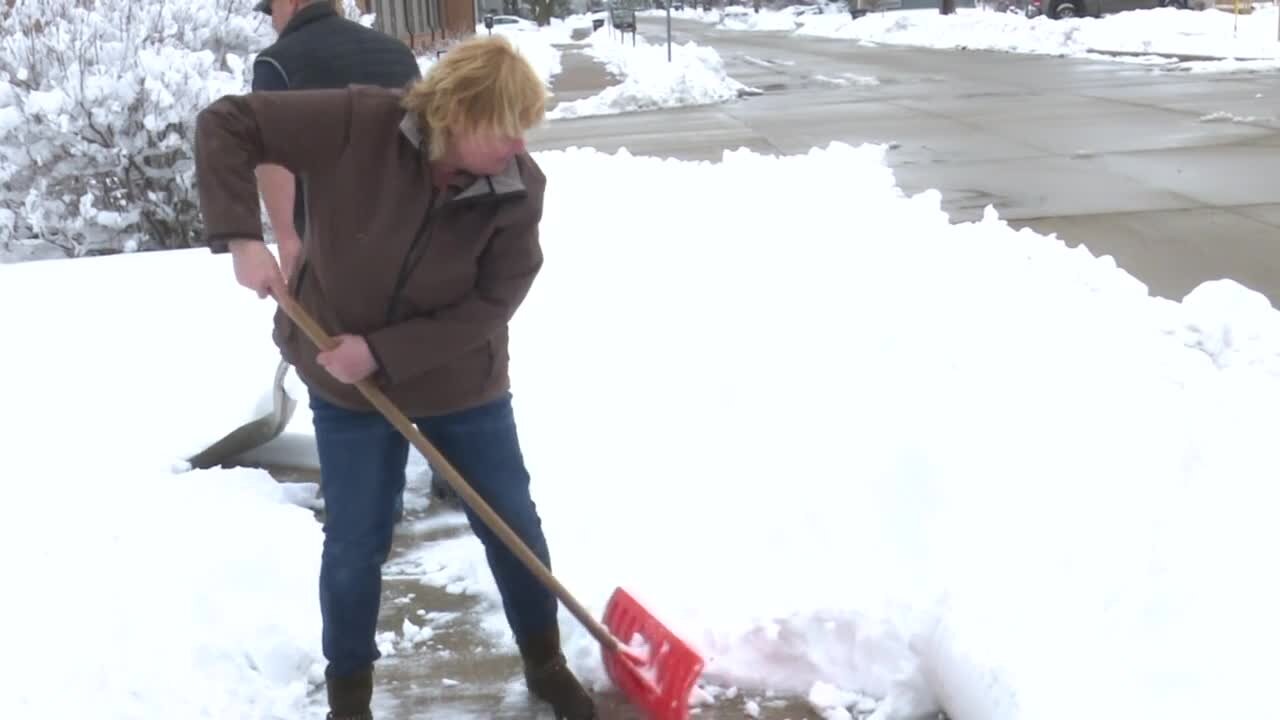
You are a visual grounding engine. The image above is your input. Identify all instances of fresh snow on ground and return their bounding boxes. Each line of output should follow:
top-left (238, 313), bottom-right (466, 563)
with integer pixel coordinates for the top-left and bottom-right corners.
top-left (0, 249), bottom-right (324, 718)
top-left (4, 1), bottom-right (1280, 718)
top-left (549, 28), bottom-right (747, 119)
top-left (4, 141), bottom-right (1280, 720)
top-left (732, 6), bottom-right (1280, 68)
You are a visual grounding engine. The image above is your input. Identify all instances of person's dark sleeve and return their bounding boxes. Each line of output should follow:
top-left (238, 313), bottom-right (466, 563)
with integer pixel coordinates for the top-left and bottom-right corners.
top-left (251, 57), bottom-right (290, 92)
top-left (194, 88), bottom-right (354, 251)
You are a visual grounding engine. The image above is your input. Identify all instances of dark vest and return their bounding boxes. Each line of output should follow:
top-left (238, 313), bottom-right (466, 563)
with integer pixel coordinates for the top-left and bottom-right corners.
top-left (254, 3), bottom-right (420, 235)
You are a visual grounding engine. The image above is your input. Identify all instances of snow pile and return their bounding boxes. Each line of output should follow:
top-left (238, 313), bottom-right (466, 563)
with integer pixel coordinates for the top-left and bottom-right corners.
top-left (0, 249), bottom-right (325, 719)
top-left (4, 143), bottom-right (1280, 720)
top-left (548, 31), bottom-right (744, 119)
top-left (473, 21), bottom-right (569, 86)
top-left (507, 32), bottom-right (565, 87)
top-left (809, 681), bottom-right (880, 719)
top-left (639, 7), bottom-right (725, 23)
top-left (556, 11), bottom-right (612, 31)
top-left (719, 6), bottom-right (804, 31)
top-left (0, 0), bottom-right (273, 259)
top-left (395, 144), bottom-right (1280, 719)
top-left (797, 6), bottom-right (1280, 65)
top-left (0, 462), bottom-right (325, 719)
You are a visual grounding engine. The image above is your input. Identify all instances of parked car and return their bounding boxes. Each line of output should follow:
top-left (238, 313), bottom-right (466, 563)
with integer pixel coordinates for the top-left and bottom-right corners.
top-left (482, 13), bottom-right (538, 31)
top-left (1029, 0), bottom-right (1205, 19)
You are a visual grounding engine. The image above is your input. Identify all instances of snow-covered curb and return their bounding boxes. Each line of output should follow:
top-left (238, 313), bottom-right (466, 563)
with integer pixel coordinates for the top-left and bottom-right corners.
top-left (735, 6), bottom-right (1280, 69)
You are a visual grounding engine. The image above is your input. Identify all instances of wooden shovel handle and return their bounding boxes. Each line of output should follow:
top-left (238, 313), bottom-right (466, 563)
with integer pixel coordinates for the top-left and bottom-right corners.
top-left (272, 291), bottom-right (623, 653)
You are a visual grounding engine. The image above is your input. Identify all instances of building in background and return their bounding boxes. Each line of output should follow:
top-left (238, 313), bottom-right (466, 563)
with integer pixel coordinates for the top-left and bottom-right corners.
top-left (355, 0), bottom-right (476, 50)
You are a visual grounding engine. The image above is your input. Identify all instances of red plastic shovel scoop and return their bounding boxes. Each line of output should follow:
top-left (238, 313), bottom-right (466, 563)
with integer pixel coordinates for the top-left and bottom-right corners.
top-left (275, 292), bottom-right (706, 720)
top-left (602, 587), bottom-right (706, 719)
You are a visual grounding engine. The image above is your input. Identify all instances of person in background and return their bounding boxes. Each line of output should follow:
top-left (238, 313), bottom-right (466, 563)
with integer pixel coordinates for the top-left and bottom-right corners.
top-left (251, 0), bottom-right (419, 277)
top-left (251, 0), bottom-right (462, 511)
top-left (194, 35), bottom-right (597, 720)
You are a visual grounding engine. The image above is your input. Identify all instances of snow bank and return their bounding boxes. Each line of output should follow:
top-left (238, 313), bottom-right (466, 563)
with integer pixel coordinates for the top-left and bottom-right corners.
top-left (548, 31), bottom-right (745, 119)
top-left (395, 144), bottom-right (1280, 720)
top-left (0, 249), bottom-right (324, 718)
top-left (4, 143), bottom-right (1280, 720)
top-left (719, 6), bottom-right (805, 32)
top-left (797, 7), bottom-right (1280, 64)
top-left (639, 7), bottom-right (725, 23)
top-left (473, 21), bottom-right (570, 86)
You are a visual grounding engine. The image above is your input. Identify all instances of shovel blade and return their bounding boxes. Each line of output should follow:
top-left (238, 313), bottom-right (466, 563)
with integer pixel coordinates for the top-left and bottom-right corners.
top-left (602, 587), bottom-right (704, 720)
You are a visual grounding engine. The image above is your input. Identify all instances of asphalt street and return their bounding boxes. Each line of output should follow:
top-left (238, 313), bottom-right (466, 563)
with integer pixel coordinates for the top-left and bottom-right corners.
top-left (530, 17), bottom-right (1280, 306)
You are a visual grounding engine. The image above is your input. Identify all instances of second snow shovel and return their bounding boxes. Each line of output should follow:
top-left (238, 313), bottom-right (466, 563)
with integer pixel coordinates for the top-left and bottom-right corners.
top-left (273, 291), bottom-right (705, 720)
top-left (186, 357), bottom-right (296, 470)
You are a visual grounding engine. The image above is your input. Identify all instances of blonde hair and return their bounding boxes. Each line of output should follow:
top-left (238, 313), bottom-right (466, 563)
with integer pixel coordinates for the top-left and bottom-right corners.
top-left (402, 35), bottom-right (547, 161)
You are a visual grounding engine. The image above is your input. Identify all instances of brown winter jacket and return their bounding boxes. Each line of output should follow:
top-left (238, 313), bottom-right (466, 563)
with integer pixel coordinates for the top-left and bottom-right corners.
top-left (193, 85), bottom-right (546, 417)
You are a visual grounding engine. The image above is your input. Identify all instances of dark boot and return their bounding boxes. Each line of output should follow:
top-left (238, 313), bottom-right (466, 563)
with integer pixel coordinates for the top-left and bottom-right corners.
top-left (519, 625), bottom-right (596, 720)
top-left (325, 666), bottom-right (373, 720)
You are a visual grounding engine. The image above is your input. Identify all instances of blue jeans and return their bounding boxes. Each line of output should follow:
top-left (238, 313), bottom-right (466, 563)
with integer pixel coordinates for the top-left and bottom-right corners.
top-left (310, 390), bottom-right (558, 678)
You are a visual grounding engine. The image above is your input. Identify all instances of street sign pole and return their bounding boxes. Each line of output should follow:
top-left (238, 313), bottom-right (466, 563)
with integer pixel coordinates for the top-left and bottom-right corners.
top-left (666, 3), bottom-right (672, 61)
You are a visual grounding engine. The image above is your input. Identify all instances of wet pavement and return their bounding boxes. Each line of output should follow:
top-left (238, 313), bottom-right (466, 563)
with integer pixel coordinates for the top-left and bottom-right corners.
top-left (274, 462), bottom-right (827, 720)
top-left (528, 17), bottom-right (1280, 308)
top-left (549, 47), bottom-right (621, 109)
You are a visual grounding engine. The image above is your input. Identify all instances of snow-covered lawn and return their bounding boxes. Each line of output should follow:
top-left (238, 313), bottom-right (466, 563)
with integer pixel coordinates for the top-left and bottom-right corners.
top-left (710, 5), bottom-right (1280, 68)
top-left (4, 142), bottom-right (1279, 720)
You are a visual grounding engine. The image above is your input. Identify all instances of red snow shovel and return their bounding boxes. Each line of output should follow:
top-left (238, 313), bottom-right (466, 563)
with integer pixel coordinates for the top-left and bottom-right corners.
top-left (274, 292), bottom-right (705, 719)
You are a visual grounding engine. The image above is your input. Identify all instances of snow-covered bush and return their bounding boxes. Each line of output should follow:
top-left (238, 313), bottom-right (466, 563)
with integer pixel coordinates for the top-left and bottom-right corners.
top-left (0, 0), bottom-right (276, 258)
top-left (341, 0), bottom-right (379, 26)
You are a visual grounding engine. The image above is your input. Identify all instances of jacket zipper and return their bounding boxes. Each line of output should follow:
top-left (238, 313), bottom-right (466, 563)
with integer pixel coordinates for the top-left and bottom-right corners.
top-left (385, 201), bottom-right (436, 325)
top-left (294, 260), bottom-right (309, 297)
